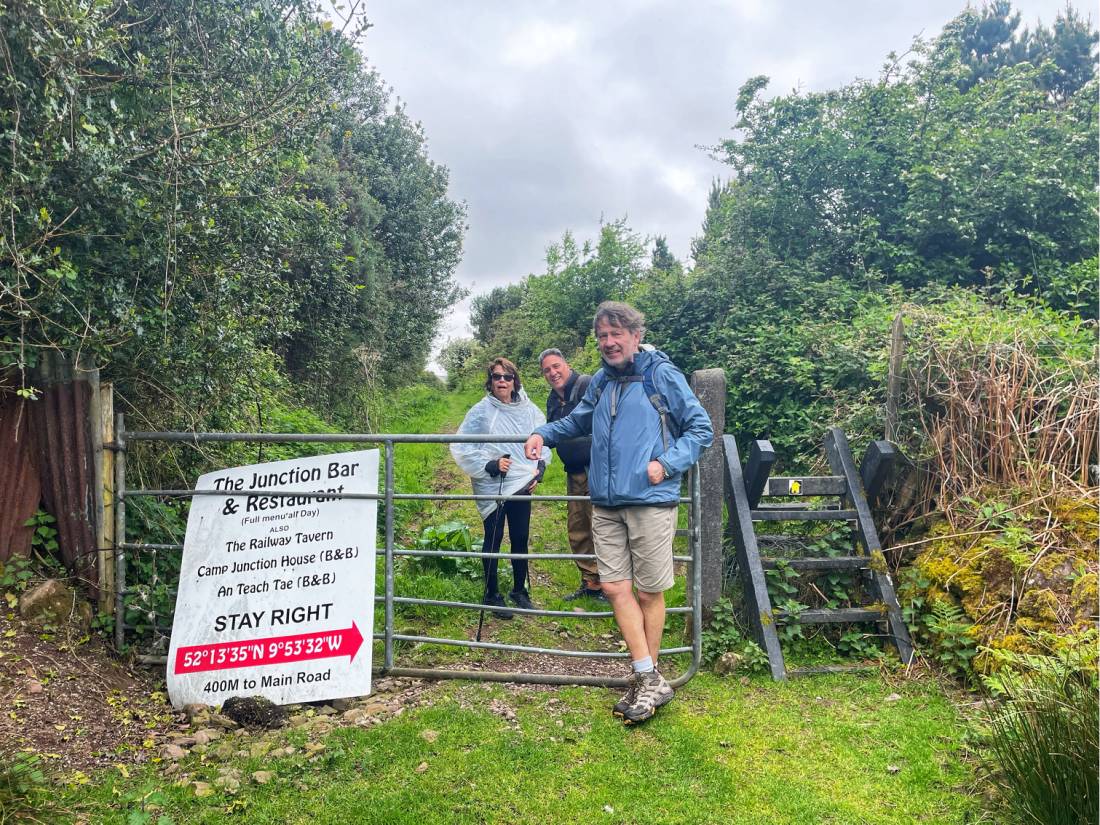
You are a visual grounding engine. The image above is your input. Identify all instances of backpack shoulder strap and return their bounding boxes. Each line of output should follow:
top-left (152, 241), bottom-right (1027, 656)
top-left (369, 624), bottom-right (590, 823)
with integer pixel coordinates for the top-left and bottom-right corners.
top-left (642, 361), bottom-right (682, 449)
top-left (569, 373), bottom-right (592, 406)
top-left (590, 369), bottom-right (609, 404)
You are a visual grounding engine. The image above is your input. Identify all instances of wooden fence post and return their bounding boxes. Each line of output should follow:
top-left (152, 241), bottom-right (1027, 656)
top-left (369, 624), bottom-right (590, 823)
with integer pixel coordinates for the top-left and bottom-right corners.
top-left (690, 368), bottom-right (726, 615)
top-left (885, 312), bottom-right (905, 442)
top-left (96, 385), bottom-right (115, 614)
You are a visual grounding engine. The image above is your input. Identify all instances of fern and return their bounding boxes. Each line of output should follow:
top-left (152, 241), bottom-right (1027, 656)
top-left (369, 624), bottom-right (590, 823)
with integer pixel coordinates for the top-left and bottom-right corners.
top-left (922, 601), bottom-right (978, 682)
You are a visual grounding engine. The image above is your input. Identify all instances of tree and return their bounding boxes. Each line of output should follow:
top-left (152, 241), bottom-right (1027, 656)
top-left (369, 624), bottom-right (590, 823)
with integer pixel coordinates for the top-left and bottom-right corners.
top-left (467, 218), bottom-right (650, 369)
top-left (644, 2), bottom-right (1099, 462)
top-left (944, 2), bottom-right (1098, 101)
top-left (0, 0), bottom-right (467, 431)
top-left (714, 7), bottom-right (1098, 299)
top-left (650, 237), bottom-right (680, 274)
top-left (690, 179), bottom-right (727, 264)
top-left (949, 0), bottom-right (1024, 91)
top-left (522, 218), bottom-right (648, 354)
top-left (1023, 4), bottom-right (1100, 102)
top-left (438, 337), bottom-right (477, 389)
top-left (470, 283), bottom-right (526, 345)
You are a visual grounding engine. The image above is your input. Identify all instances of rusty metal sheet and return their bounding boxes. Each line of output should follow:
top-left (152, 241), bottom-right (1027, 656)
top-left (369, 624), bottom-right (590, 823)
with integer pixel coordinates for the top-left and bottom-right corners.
top-left (0, 397), bottom-right (41, 562)
top-left (30, 381), bottom-right (99, 591)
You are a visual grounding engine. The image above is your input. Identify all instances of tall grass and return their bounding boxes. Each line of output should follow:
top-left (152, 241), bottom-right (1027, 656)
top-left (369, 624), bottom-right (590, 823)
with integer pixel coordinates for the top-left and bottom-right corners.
top-left (981, 663), bottom-right (1099, 825)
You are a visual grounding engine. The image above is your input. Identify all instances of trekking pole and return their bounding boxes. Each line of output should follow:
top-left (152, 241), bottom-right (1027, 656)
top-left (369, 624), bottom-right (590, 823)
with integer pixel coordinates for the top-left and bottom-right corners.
top-left (526, 459), bottom-right (546, 597)
top-left (476, 470), bottom-right (507, 643)
top-left (526, 473), bottom-right (536, 598)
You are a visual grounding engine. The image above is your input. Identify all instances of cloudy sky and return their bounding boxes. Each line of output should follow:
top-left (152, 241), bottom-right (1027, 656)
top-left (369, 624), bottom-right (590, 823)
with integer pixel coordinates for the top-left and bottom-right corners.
top-left (359, 0), bottom-right (1084, 362)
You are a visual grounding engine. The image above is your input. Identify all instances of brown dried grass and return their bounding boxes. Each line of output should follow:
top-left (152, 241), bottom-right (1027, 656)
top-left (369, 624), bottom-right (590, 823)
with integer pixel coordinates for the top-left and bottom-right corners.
top-left (904, 327), bottom-right (1097, 529)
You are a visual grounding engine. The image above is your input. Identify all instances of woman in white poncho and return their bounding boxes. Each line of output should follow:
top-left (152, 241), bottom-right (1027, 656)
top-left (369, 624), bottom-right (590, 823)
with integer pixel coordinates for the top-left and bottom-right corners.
top-left (451, 357), bottom-right (551, 619)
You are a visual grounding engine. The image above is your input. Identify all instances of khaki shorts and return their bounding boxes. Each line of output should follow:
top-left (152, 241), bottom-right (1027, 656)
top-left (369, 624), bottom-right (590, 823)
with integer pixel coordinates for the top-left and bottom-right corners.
top-left (591, 505), bottom-right (678, 593)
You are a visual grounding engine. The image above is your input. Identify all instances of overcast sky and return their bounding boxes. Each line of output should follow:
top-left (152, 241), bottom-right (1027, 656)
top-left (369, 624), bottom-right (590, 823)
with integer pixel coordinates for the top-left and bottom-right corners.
top-left (359, 1), bottom-right (1085, 364)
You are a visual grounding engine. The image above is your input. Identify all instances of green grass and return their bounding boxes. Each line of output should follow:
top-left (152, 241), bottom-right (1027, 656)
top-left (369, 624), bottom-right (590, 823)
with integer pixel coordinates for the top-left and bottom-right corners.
top-left (65, 675), bottom-right (977, 824)
top-left (980, 664), bottom-right (1098, 825)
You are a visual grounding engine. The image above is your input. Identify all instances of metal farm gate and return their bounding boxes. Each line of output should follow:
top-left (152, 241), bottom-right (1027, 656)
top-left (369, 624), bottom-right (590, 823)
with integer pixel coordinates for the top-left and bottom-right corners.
top-left (111, 423), bottom-right (704, 690)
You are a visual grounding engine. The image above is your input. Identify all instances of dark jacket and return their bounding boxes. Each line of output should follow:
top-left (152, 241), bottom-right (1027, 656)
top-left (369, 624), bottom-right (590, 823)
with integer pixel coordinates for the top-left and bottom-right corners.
top-left (545, 370), bottom-right (592, 474)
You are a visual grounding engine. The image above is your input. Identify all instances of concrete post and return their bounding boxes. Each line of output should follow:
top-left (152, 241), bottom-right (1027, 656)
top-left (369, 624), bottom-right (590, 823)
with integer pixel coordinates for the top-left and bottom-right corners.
top-left (690, 368), bottom-right (726, 614)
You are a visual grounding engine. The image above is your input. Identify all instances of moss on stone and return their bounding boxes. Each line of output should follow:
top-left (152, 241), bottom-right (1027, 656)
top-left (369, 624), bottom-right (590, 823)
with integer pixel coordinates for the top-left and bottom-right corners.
top-left (901, 488), bottom-right (1098, 674)
top-left (1017, 588), bottom-right (1060, 623)
top-left (1070, 571), bottom-right (1098, 619)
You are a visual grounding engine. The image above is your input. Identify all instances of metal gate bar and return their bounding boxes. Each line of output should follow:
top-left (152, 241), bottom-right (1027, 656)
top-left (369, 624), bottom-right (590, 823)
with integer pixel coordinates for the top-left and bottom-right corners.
top-left (112, 423), bottom-right (703, 689)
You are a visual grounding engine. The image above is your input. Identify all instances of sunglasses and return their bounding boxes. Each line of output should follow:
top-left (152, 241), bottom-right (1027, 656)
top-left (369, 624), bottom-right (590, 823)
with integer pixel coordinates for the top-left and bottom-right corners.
top-left (490, 373), bottom-right (515, 382)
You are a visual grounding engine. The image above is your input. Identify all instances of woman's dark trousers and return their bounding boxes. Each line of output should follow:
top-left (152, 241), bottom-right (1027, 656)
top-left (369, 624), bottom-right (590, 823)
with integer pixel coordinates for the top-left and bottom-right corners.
top-left (481, 495), bottom-right (531, 597)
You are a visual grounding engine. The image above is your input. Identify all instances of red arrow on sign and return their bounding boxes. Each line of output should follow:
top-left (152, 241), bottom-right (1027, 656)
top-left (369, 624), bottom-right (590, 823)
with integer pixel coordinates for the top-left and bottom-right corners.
top-left (174, 622), bottom-right (365, 674)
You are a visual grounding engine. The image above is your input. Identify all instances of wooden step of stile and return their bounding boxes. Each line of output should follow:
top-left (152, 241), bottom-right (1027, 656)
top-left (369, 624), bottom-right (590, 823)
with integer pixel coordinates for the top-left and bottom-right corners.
top-left (750, 508), bottom-right (858, 522)
top-left (760, 556), bottom-right (869, 571)
top-left (774, 607), bottom-right (887, 625)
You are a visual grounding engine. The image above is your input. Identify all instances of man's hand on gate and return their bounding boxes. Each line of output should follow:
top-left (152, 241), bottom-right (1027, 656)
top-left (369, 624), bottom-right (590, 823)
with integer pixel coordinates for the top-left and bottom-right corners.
top-left (524, 434), bottom-right (544, 460)
top-left (647, 460), bottom-right (666, 485)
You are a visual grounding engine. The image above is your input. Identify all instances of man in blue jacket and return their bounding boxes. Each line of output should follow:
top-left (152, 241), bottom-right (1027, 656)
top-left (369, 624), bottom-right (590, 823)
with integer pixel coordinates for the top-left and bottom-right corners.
top-left (525, 301), bottom-right (713, 724)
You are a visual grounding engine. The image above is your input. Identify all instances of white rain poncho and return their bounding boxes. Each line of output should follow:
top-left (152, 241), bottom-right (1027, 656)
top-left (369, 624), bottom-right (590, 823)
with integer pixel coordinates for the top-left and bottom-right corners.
top-left (450, 389), bottom-right (551, 519)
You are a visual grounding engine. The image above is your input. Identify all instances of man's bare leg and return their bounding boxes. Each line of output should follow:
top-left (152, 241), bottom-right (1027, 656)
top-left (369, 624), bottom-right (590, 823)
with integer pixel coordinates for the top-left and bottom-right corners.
top-left (601, 579), bottom-right (649, 662)
top-left (637, 590), bottom-right (666, 665)
top-left (611, 585), bottom-right (674, 725)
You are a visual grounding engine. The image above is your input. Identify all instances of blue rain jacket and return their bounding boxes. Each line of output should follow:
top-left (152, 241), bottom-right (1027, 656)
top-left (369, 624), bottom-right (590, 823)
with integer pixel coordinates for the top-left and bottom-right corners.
top-left (534, 349), bottom-right (713, 508)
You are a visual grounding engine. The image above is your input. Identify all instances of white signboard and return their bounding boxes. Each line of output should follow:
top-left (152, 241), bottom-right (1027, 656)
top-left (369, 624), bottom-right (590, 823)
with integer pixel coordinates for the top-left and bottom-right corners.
top-left (167, 450), bottom-right (378, 709)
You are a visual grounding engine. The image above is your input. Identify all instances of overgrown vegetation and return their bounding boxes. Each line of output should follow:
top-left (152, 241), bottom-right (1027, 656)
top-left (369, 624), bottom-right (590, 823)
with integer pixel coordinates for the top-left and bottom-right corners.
top-left (701, 598), bottom-right (768, 672)
top-left (2, 2), bottom-right (1096, 821)
top-left (0, 511), bottom-right (66, 605)
top-left (1, 0), bottom-right (465, 438)
top-left (888, 294), bottom-right (1097, 679)
top-left (403, 522), bottom-right (482, 581)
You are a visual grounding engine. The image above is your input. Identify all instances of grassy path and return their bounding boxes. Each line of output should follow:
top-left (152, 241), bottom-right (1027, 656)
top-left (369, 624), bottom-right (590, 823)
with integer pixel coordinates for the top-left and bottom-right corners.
top-left (356, 382), bottom-right (977, 823)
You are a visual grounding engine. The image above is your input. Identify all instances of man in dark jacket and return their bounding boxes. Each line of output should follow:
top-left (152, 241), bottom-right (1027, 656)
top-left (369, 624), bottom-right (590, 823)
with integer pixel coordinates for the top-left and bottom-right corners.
top-left (538, 348), bottom-right (605, 602)
top-left (526, 302), bottom-right (713, 725)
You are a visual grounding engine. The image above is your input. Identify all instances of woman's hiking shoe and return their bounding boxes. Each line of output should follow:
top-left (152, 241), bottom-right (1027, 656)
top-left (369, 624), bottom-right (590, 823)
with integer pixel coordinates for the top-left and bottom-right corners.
top-left (483, 593), bottom-right (513, 619)
top-left (509, 590), bottom-right (536, 611)
top-left (621, 670), bottom-right (674, 725)
top-left (612, 671), bottom-right (643, 718)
